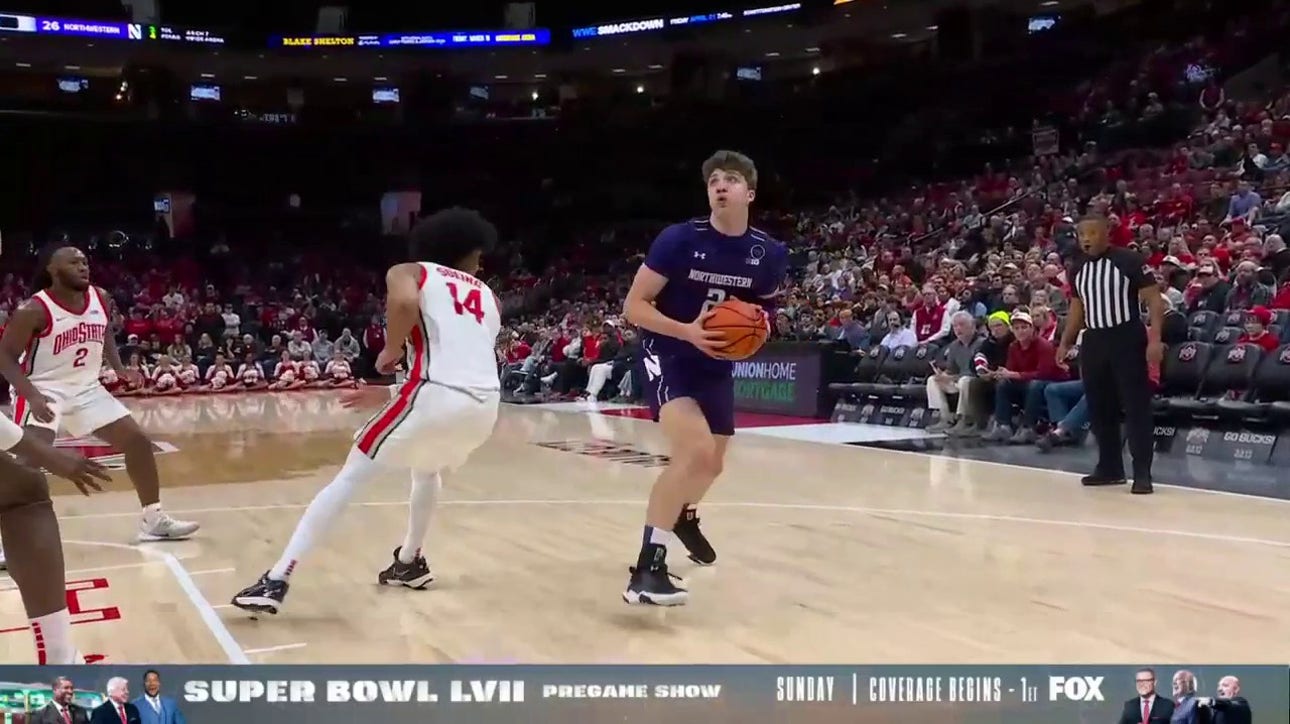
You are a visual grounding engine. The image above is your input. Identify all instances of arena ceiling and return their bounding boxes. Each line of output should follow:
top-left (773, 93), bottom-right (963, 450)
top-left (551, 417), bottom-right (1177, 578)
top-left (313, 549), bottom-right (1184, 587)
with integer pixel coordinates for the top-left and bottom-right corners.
top-left (0, 0), bottom-right (1132, 85)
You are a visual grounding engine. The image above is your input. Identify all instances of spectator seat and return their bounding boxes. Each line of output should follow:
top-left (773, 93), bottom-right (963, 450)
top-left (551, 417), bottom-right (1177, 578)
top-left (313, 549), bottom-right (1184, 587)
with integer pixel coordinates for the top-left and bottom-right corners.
top-left (1154, 342), bottom-right (1212, 416)
top-left (1168, 343), bottom-right (1264, 419)
top-left (1210, 326), bottom-right (1242, 346)
top-left (1215, 344), bottom-right (1290, 421)
top-left (1186, 310), bottom-right (1220, 341)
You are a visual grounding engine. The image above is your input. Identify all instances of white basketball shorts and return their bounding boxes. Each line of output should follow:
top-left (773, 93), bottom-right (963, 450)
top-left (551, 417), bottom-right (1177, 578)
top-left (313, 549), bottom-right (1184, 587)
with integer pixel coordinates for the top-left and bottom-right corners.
top-left (354, 381), bottom-right (499, 473)
top-left (14, 383), bottom-right (131, 437)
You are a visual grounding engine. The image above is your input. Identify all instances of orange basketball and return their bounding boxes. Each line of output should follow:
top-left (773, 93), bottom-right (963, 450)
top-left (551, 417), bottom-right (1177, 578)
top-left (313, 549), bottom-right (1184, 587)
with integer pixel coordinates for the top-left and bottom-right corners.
top-left (704, 299), bottom-right (769, 360)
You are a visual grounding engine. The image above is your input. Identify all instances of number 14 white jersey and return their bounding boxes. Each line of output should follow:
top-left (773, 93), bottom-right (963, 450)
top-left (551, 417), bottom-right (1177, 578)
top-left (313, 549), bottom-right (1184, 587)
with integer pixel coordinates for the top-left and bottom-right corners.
top-left (407, 262), bottom-right (501, 394)
top-left (21, 289), bottom-right (110, 395)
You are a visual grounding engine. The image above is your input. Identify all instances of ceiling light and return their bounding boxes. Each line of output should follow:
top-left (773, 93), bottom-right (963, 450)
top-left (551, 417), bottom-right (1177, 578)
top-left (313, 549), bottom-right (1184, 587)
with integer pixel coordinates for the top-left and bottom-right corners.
top-left (1041, 1), bottom-right (1059, 5)
top-left (648, 63), bottom-right (664, 70)
top-left (534, 73), bottom-right (547, 79)
top-left (374, 76), bottom-right (387, 81)
top-left (200, 72), bottom-right (215, 78)
top-left (812, 66), bottom-right (821, 75)
top-left (612, 68), bottom-right (625, 73)
top-left (891, 32), bottom-right (907, 38)
top-left (531, 91), bottom-right (539, 100)
top-left (494, 74), bottom-right (508, 80)
top-left (65, 65), bottom-right (81, 70)
top-left (636, 85), bottom-right (645, 94)
top-left (244, 75), bottom-right (258, 80)
top-left (333, 77), bottom-right (347, 82)
top-left (927, 25), bottom-right (939, 30)
top-left (805, 46), bottom-right (820, 52)
top-left (765, 51), bottom-right (780, 57)
top-left (15, 62), bottom-right (31, 68)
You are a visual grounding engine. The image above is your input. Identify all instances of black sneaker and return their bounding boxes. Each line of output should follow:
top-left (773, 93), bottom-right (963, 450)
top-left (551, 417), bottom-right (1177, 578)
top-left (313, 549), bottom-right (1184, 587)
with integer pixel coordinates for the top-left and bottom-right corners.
top-left (623, 564), bottom-right (688, 606)
top-left (378, 547), bottom-right (435, 589)
top-left (1080, 473), bottom-right (1126, 487)
top-left (673, 508), bottom-right (716, 566)
top-left (232, 573), bottom-right (289, 615)
top-left (1131, 478), bottom-right (1154, 495)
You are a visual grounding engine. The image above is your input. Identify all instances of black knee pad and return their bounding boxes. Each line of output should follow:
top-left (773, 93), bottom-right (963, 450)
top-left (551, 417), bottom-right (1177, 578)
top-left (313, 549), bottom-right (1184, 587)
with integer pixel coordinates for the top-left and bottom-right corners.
top-left (0, 464), bottom-right (51, 514)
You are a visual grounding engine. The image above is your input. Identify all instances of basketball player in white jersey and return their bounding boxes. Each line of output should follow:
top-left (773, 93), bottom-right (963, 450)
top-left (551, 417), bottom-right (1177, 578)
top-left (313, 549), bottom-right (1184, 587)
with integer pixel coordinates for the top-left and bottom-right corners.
top-left (0, 246), bottom-right (199, 547)
top-left (0, 411), bottom-right (111, 663)
top-left (232, 207), bottom-right (503, 614)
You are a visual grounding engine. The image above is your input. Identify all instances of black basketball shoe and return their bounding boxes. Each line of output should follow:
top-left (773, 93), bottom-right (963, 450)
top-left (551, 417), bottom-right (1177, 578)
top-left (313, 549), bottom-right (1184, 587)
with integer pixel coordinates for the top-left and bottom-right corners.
top-left (1080, 472), bottom-right (1126, 487)
top-left (378, 547), bottom-right (435, 589)
top-left (623, 565), bottom-right (688, 606)
top-left (673, 507), bottom-right (716, 566)
top-left (231, 572), bottom-right (289, 615)
top-left (623, 544), bottom-right (688, 606)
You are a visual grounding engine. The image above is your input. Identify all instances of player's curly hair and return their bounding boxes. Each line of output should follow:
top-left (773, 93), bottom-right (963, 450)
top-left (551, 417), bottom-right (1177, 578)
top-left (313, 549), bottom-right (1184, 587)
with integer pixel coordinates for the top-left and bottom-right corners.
top-left (32, 242), bottom-right (74, 291)
top-left (408, 207), bottom-right (498, 268)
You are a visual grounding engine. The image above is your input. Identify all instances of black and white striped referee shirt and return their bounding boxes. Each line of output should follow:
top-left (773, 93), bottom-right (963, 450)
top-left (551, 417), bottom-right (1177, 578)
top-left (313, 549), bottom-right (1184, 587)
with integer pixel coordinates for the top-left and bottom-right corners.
top-left (1070, 247), bottom-right (1153, 329)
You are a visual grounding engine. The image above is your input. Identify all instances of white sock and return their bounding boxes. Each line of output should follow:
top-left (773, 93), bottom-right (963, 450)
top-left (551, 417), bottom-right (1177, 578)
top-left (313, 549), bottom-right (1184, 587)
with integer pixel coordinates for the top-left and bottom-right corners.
top-left (142, 502), bottom-right (162, 519)
top-left (398, 471), bottom-right (442, 563)
top-left (269, 448), bottom-right (378, 580)
top-left (649, 526), bottom-right (673, 547)
top-left (31, 608), bottom-right (76, 665)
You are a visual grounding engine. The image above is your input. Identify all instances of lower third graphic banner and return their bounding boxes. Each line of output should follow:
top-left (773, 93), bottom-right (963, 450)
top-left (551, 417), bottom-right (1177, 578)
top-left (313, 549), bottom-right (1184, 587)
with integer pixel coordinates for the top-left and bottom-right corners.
top-left (0, 665), bottom-right (1283, 723)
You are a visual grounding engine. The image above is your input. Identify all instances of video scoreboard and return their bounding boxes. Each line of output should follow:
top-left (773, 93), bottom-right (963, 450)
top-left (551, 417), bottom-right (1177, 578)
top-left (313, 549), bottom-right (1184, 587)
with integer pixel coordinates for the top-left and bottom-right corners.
top-left (270, 30), bottom-right (550, 49)
top-left (0, 12), bottom-right (226, 44)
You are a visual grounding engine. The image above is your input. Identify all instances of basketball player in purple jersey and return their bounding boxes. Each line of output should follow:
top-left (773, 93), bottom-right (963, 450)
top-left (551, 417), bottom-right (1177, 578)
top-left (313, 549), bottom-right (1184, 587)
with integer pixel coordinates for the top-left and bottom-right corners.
top-left (621, 150), bottom-right (788, 605)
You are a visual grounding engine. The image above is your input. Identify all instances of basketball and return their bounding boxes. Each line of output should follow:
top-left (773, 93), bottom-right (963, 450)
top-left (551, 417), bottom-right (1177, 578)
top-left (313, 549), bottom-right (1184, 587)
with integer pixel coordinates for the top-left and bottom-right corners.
top-left (703, 299), bottom-right (769, 360)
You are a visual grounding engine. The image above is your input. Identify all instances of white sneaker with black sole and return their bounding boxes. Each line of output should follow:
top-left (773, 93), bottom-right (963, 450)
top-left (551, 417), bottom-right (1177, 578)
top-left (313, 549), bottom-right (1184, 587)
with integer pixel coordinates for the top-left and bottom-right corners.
top-left (378, 547), bottom-right (435, 589)
top-left (137, 508), bottom-right (200, 542)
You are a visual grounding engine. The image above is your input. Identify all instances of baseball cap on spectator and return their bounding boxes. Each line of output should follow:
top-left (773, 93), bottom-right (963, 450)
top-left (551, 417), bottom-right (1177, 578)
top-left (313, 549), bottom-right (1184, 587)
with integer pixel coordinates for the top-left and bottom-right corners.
top-left (1010, 311), bottom-right (1034, 327)
top-left (1162, 255), bottom-right (1190, 269)
top-left (1250, 306), bottom-right (1272, 325)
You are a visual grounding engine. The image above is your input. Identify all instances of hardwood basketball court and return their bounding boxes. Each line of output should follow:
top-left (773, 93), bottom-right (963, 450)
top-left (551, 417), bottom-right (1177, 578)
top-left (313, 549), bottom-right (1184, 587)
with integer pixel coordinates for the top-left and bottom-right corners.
top-left (0, 391), bottom-right (1286, 664)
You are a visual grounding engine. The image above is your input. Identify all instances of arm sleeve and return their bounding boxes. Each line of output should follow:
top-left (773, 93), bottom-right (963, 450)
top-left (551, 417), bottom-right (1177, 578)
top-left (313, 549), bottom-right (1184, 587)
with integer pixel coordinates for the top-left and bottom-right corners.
top-left (0, 415), bottom-right (24, 452)
top-left (1115, 250), bottom-right (1155, 291)
top-left (642, 225), bottom-right (686, 280)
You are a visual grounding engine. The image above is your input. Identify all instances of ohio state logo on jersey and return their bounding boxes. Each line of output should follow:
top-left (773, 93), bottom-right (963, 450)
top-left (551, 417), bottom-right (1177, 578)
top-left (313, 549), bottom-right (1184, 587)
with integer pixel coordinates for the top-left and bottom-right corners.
top-left (51, 321), bottom-right (108, 355)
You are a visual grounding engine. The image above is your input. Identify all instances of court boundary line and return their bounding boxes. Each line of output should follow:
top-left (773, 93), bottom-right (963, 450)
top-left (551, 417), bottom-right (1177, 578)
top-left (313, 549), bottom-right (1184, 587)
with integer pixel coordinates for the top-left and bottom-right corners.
top-left (58, 499), bottom-right (1290, 549)
top-left (63, 539), bottom-right (250, 664)
top-left (562, 406), bottom-right (1290, 505)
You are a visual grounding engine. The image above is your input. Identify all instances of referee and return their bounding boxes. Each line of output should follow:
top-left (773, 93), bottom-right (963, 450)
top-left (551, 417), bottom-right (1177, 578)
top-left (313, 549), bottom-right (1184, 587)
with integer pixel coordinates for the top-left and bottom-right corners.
top-left (1058, 215), bottom-right (1165, 494)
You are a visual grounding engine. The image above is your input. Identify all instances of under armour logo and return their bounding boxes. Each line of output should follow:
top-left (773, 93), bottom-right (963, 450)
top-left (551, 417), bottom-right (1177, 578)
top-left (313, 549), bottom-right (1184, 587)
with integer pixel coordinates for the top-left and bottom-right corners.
top-left (693, 252), bottom-right (706, 260)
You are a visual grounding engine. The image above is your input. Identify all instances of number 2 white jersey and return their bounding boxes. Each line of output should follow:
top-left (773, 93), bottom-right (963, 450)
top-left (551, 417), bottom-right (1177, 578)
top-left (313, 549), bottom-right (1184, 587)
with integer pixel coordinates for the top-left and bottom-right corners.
top-left (405, 262), bottom-right (501, 394)
top-left (20, 289), bottom-right (110, 395)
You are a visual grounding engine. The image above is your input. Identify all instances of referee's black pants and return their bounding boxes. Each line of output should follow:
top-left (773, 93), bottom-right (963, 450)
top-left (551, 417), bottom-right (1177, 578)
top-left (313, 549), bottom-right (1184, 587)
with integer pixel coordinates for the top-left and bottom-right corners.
top-left (1079, 322), bottom-right (1153, 482)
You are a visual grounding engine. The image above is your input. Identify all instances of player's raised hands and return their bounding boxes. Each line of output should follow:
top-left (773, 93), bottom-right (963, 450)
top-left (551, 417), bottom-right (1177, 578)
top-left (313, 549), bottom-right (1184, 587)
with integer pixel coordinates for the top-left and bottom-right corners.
top-left (683, 309), bottom-right (727, 359)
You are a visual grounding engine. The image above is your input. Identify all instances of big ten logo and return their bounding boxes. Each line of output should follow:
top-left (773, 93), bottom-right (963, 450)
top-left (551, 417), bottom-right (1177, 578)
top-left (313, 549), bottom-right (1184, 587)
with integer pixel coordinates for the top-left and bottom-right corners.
top-left (0, 578), bottom-right (121, 635)
top-left (1047, 676), bottom-right (1104, 702)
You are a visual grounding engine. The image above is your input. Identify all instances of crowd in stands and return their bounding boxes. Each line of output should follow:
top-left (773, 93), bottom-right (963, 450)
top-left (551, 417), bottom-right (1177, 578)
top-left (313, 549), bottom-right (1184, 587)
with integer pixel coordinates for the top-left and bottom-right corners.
top-left (2, 0), bottom-right (1287, 434)
top-left (0, 253), bottom-right (380, 397)
top-left (495, 4), bottom-right (1290, 454)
